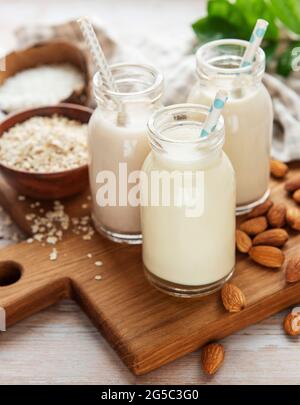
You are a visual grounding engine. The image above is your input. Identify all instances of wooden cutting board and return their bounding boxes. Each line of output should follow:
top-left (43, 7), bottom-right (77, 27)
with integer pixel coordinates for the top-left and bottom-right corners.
top-left (0, 166), bottom-right (300, 376)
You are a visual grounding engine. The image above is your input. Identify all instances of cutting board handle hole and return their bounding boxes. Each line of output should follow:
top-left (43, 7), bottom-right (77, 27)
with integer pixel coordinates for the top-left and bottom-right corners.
top-left (0, 261), bottom-right (22, 286)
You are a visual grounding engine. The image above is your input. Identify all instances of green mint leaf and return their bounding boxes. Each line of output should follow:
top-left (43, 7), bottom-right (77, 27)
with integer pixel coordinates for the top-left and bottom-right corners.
top-left (235, 0), bottom-right (279, 40)
top-left (271, 0), bottom-right (300, 34)
top-left (207, 0), bottom-right (249, 38)
top-left (192, 16), bottom-right (241, 42)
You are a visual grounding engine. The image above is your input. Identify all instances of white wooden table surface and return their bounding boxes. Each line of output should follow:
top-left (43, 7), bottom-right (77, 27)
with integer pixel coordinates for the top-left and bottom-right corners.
top-left (0, 0), bottom-right (299, 385)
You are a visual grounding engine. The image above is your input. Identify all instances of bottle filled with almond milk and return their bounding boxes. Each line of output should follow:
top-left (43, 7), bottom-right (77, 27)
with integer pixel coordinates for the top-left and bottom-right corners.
top-left (88, 63), bottom-right (163, 243)
top-left (188, 39), bottom-right (273, 214)
top-left (141, 104), bottom-right (236, 297)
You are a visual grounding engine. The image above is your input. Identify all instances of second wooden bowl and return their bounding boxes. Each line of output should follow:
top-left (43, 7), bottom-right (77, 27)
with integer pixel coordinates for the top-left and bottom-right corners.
top-left (0, 104), bottom-right (92, 200)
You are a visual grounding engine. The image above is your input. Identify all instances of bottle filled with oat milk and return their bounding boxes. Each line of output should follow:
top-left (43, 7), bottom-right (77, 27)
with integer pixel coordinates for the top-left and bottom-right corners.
top-left (88, 63), bottom-right (163, 243)
top-left (188, 39), bottom-right (273, 214)
top-left (141, 104), bottom-right (236, 297)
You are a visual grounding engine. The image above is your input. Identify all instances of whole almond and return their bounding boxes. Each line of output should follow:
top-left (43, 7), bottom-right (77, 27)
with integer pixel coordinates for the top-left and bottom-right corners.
top-left (292, 189), bottom-right (300, 204)
top-left (270, 159), bottom-right (288, 178)
top-left (249, 246), bottom-right (285, 268)
top-left (201, 343), bottom-right (225, 375)
top-left (285, 175), bottom-right (300, 192)
top-left (253, 229), bottom-right (288, 247)
top-left (236, 230), bottom-right (252, 253)
top-left (267, 203), bottom-right (286, 228)
top-left (286, 207), bottom-right (300, 231)
top-left (285, 256), bottom-right (300, 283)
top-left (246, 199), bottom-right (273, 219)
top-left (283, 313), bottom-right (300, 336)
top-left (221, 283), bottom-right (246, 313)
top-left (239, 216), bottom-right (268, 236)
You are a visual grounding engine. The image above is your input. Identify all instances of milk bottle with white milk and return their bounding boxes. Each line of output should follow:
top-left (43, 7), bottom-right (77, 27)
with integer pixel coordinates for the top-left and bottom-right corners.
top-left (88, 63), bottom-right (163, 243)
top-left (141, 104), bottom-right (236, 297)
top-left (188, 39), bottom-right (273, 214)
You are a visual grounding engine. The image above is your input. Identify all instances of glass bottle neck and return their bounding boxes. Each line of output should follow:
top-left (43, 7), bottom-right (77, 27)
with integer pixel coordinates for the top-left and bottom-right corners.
top-left (148, 104), bottom-right (225, 163)
top-left (195, 39), bottom-right (266, 92)
top-left (93, 63), bottom-right (163, 128)
top-left (93, 63), bottom-right (163, 108)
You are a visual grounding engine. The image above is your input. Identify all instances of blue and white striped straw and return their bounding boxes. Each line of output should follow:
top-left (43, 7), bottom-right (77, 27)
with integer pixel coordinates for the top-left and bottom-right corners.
top-left (200, 90), bottom-right (228, 138)
top-left (241, 19), bottom-right (269, 68)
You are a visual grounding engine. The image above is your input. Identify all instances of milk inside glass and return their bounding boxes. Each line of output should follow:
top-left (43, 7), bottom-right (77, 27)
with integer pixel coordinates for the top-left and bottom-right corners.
top-left (88, 63), bottom-right (163, 243)
top-left (141, 105), bottom-right (236, 297)
top-left (188, 39), bottom-right (273, 214)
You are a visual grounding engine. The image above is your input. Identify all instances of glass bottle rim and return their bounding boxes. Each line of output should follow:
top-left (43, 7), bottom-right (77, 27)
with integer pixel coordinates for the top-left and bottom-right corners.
top-left (147, 103), bottom-right (224, 151)
top-left (196, 39), bottom-right (265, 77)
top-left (93, 62), bottom-right (164, 100)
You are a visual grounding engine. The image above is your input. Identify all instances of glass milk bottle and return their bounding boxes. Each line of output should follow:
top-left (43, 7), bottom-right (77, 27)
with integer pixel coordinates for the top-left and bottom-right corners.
top-left (88, 63), bottom-right (163, 243)
top-left (188, 39), bottom-right (273, 214)
top-left (141, 104), bottom-right (236, 298)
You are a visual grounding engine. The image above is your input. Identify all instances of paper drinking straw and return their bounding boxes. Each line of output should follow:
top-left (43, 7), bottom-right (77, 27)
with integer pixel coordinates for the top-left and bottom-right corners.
top-left (240, 19), bottom-right (269, 67)
top-left (77, 17), bottom-right (118, 92)
top-left (78, 17), bottom-right (126, 124)
top-left (200, 91), bottom-right (228, 138)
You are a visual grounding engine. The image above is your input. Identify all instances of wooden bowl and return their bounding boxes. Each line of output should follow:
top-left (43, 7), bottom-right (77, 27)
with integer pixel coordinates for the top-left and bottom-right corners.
top-left (0, 41), bottom-right (90, 111)
top-left (0, 104), bottom-right (92, 200)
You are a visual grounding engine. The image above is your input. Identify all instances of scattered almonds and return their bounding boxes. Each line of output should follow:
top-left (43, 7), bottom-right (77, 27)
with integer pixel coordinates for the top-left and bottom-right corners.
top-left (285, 175), bottom-right (300, 193)
top-left (270, 159), bottom-right (289, 178)
top-left (286, 207), bottom-right (300, 231)
top-left (292, 189), bottom-right (300, 204)
top-left (283, 312), bottom-right (300, 336)
top-left (221, 283), bottom-right (246, 313)
top-left (239, 216), bottom-right (268, 236)
top-left (236, 229), bottom-right (252, 253)
top-left (201, 343), bottom-right (225, 375)
top-left (267, 203), bottom-right (286, 228)
top-left (253, 229), bottom-right (289, 248)
top-left (246, 199), bottom-right (273, 219)
top-left (284, 256), bottom-right (300, 283)
top-left (249, 246), bottom-right (285, 268)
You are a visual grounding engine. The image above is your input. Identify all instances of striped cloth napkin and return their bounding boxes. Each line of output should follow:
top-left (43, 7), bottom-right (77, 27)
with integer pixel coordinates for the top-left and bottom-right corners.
top-left (14, 19), bottom-right (300, 163)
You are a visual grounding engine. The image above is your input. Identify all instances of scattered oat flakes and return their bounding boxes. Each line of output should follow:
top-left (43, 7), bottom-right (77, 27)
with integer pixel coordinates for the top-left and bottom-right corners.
top-left (26, 238), bottom-right (34, 244)
top-left (49, 248), bottom-right (58, 261)
top-left (34, 234), bottom-right (44, 242)
top-left (87, 195), bottom-right (91, 201)
top-left (46, 236), bottom-right (58, 245)
top-left (18, 195), bottom-right (26, 201)
top-left (95, 275), bottom-right (102, 281)
top-left (82, 203), bottom-right (88, 209)
top-left (95, 261), bottom-right (103, 267)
